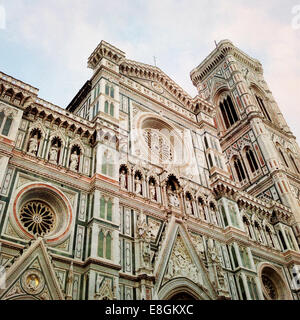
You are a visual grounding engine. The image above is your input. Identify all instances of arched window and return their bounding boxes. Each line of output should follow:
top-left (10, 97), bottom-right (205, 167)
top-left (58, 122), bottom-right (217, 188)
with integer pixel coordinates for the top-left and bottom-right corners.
top-left (106, 233), bottom-right (112, 260)
top-left (204, 136), bottom-right (209, 149)
top-left (208, 154), bottom-right (213, 168)
top-left (110, 103), bottom-right (114, 117)
top-left (1, 116), bottom-right (13, 136)
top-left (104, 101), bottom-right (109, 114)
top-left (245, 148), bottom-right (259, 173)
top-left (107, 200), bottom-right (113, 222)
top-left (100, 197), bottom-right (106, 219)
top-left (219, 95), bottom-right (239, 129)
top-left (256, 95), bottom-right (271, 121)
top-left (233, 157), bottom-right (246, 182)
top-left (110, 87), bottom-right (115, 98)
top-left (278, 230), bottom-right (287, 250)
top-left (279, 148), bottom-right (289, 168)
top-left (289, 154), bottom-right (300, 174)
top-left (105, 84), bottom-right (110, 96)
top-left (0, 111), bottom-right (4, 128)
top-left (98, 231), bottom-right (105, 257)
top-left (231, 246), bottom-right (239, 268)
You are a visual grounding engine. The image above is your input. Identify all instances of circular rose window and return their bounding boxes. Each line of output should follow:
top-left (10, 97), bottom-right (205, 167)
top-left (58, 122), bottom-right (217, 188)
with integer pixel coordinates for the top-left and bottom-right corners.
top-left (12, 183), bottom-right (73, 245)
top-left (20, 201), bottom-right (56, 237)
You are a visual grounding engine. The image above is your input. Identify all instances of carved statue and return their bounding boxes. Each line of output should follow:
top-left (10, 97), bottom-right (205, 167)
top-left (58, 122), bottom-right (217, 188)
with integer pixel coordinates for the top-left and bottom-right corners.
top-left (168, 188), bottom-right (179, 208)
top-left (120, 169), bottom-right (127, 189)
top-left (70, 152), bottom-right (79, 171)
top-left (149, 181), bottom-right (156, 201)
top-left (186, 200), bottom-right (193, 215)
top-left (49, 143), bottom-right (59, 164)
top-left (28, 134), bottom-right (39, 156)
top-left (135, 175), bottom-right (142, 195)
top-left (207, 239), bottom-right (226, 291)
top-left (195, 237), bottom-right (206, 261)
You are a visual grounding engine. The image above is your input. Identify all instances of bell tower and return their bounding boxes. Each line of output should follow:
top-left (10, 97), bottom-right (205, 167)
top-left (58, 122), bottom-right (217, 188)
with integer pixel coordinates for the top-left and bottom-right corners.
top-left (191, 40), bottom-right (300, 242)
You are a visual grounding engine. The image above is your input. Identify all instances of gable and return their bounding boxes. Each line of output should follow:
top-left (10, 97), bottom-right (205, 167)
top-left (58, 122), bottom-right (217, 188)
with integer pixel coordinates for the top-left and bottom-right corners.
top-left (0, 239), bottom-right (65, 300)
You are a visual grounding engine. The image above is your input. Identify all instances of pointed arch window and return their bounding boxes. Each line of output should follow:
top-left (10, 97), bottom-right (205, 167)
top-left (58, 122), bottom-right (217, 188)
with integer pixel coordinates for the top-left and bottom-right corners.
top-left (110, 103), bottom-right (114, 117)
top-left (98, 231), bottom-right (112, 260)
top-left (220, 95), bottom-right (239, 129)
top-left (279, 149), bottom-right (289, 168)
top-left (233, 157), bottom-right (246, 182)
top-left (289, 154), bottom-right (300, 174)
top-left (245, 148), bottom-right (259, 173)
top-left (105, 84), bottom-right (110, 96)
top-left (0, 110), bottom-right (13, 137)
top-left (110, 87), bottom-right (115, 99)
top-left (256, 95), bottom-right (271, 121)
top-left (104, 101), bottom-right (109, 114)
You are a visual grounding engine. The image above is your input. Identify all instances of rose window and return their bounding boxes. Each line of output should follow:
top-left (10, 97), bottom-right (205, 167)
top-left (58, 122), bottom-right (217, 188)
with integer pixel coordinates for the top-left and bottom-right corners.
top-left (20, 201), bottom-right (56, 237)
top-left (143, 129), bottom-right (173, 163)
top-left (262, 275), bottom-right (277, 300)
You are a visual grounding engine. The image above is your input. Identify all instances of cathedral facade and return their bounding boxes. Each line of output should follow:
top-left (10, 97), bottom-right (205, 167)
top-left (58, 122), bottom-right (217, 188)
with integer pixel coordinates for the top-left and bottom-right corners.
top-left (0, 40), bottom-right (300, 300)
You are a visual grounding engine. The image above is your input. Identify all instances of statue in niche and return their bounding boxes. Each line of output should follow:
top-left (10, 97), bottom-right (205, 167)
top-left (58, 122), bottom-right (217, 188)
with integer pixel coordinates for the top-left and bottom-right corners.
top-left (136, 213), bottom-right (151, 269)
top-left (49, 142), bottom-right (59, 164)
top-left (70, 151), bottom-right (79, 171)
top-left (149, 181), bottom-right (157, 201)
top-left (207, 239), bottom-right (226, 290)
top-left (135, 175), bottom-right (142, 195)
top-left (195, 237), bottom-right (206, 261)
top-left (210, 206), bottom-right (218, 225)
top-left (168, 187), bottom-right (179, 208)
top-left (120, 169), bottom-right (127, 189)
top-left (186, 200), bottom-right (193, 215)
top-left (28, 134), bottom-right (39, 156)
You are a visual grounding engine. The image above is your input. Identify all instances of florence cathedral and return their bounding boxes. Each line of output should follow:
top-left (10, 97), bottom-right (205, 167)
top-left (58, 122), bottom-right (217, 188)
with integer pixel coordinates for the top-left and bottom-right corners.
top-left (0, 39), bottom-right (300, 301)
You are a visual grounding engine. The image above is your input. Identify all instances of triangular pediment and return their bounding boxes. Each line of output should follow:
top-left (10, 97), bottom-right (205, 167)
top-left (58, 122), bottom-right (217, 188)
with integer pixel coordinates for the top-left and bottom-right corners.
top-left (129, 76), bottom-right (186, 107)
top-left (0, 238), bottom-right (65, 300)
top-left (153, 218), bottom-right (218, 300)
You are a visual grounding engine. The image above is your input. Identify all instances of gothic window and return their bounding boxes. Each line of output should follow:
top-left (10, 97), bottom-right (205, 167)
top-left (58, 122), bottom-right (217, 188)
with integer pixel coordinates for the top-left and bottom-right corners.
top-left (243, 216), bottom-right (253, 239)
top-left (219, 95), bottom-right (239, 129)
top-left (208, 153), bottom-right (213, 168)
top-left (220, 204), bottom-right (228, 227)
top-left (256, 95), bottom-right (271, 121)
top-left (110, 103), bottom-right (114, 117)
top-left (143, 129), bottom-right (174, 164)
top-left (20, 200), bottom-right (55, 237)
top-left (238, 277), bottom-right (247, 300)
top-left (0, 108), bottom-right (14, 137)
top-left (278, 147), bottom-right (289, 168)
top-left (204, 136), bottom-right (209, 149)
top-left (100, 196), bottom-right (113, 222)
top-left (110, 87), bottom-right (115, 99)
top-left (102, 150), bottom-right (114, 177)
top-left (104, 101), bottom-right (109, 114)
top-left (254, 221), bottom-right (264, 243)
top-left (98, 231), bottom-right (112, 260)
top-left (266, 226), bottom-right (275, 248)
top-left (278, 230), bottom-right (287, 250)
top-left (245, 147), bottom-right (259, 173)
top-left (98, 231), bottom-right (104, 257)
top-left (286, 229), bottom-right (296, 251)
top-left (231, 246), bottom-right (239, 268)
top-left (105, 84), bottom-right (110, 96)
top-left (289, 153), bottom-right (300, 174)
top-left (209, 202), bottom-right (219, 225)
top-left (233, 156), bottom-right (246, 182)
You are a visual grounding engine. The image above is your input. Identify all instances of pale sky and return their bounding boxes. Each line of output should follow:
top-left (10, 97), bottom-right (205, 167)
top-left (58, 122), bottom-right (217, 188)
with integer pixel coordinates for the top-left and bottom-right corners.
top-left (0, 1), bottom-right (299, 141)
